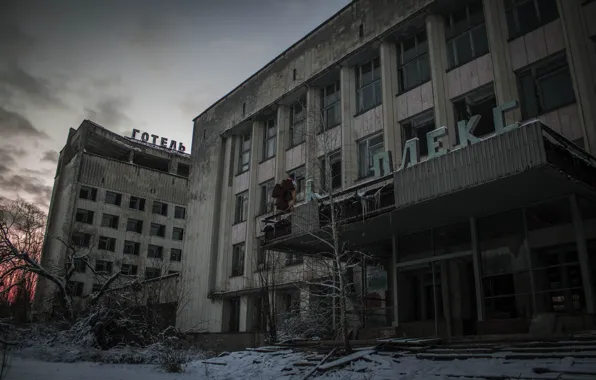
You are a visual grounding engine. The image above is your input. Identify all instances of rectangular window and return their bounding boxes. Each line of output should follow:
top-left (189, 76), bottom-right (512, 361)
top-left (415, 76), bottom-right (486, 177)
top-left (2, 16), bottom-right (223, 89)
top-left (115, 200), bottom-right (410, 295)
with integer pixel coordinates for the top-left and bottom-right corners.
top-left (123, 240), bottom-right (140, 255)
top-left (152, 201), bottom-right (168, 216)
top-left (454, 85), bottom-right (497, 141)
top-left (98, 236), bottom-right (116, 252)
top-left (150, 223), bottom-right (166, 238)
top-left (145, 267), bottom-right (161, 280)
top-left (95, 260), bottom-right (113, 274)
top-left (101, 214), bottom-right (119, 229)
top-left (401, 111), bottom-right (436, 158)
top-left (320, 150), bottom-right (342, 192)
top-left (121, 264), bottom-right (138, 276)
top-left (174, 206), bottom-right (186, 219)
top-left (126, 218), bottom-right (143, 233)
top-left (75, 208), bottom-right (94, 224)
top-left (320, 81), bottom-right (341, 132)
top-left (289, 98), bottom-right (306, 146)
top-left (148, 244), bottom-right (163, 259)
top-left (71, 232), bottom-right (92, 247)
top-left (446, 0), bottom-right (489, 68)
top-left (263, 118), bottom-right (277, 160)
top-left (517, 54), bottom-right (575, 119)
top-left (238, 133), bottom-right (251, 173)
top-left (398, 31), bottom-right (431, 92)
top-left (234, 191), bottom-right (249, 223)
top-left (79, 186), bottom-right (97, 201)
top-left (287, 166), bottom-right (306, 202)
top-left (356, 57), bottom-right (382, 113)
top-left (170, 248), bottom-right (182, 261)
top-left (259, 179), bottom-right (275, 214)
top-left (505, 0), bottom-right (559, 40)
top-left (286, 253), bottom-right (303, 266)
top-left (67, 281), bottom-right (84, 297)
top-left (358, 133), bottom-right (384, 178)
top-left (73, 258), bottom-right (87, 273)
top-left (232, 243), bottom-right (245, 277)
top-left (129, 196), bottom-right (146, 211)
top-left (104, 191), bottom-right (122, 206)
top-left (172, 227), bottom-right (184, 241)
top-left (229, 297), bottom-right (241, 332)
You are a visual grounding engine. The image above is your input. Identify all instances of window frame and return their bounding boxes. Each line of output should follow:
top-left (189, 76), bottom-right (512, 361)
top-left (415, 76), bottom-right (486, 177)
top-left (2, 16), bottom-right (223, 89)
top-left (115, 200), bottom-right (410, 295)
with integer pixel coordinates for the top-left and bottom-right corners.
top-left (287, 166), bottom-right (306, 202)
top-left (174, 206), bottom-right (186, 219)
top-left (150, 222), bottom-right (166, 238)
top-left (129, 196), bottom-right (146, 211)
top-left (319, 80), bottom-right (341, 132)
top-left (397, 30), bottom-right (431, 93)
top-left (75, 208), bottom-right (94, 224)
top-left (147, 244), bottom-right (164, 259)
top-left (516, 54), bottom-right (576, 120)
top-left (289, 98), bottom-right (306, 147)
top-left (445, 0), bottom-right (489, 69)
top-left (104, 191), bottom-right (122, 206)
top-left (98, 236), bottom-right (116, 252)
top-left (95, 260), bottom-right (113, 274)
top-left (123, 240), bottom-right (140, 255)
top-left (121, 264), bottom-right (138, 276)
top-left (259, 179), bottom-right (276, 215)
top-left (172, 227), bottom-right (184, 241)
top-left (151, 201), bottom-right (168, 216)
top-left (231, 243), bottom-right (245, 277)
top-left (401, 111), bottom-right (436, 158)
top-left (356, 57), bottom-right (382, 114)
top-left (238, 132), bottom-right (252, 174)
top-left (79, 186), bottom-right (97, 201)
top-left (234, 191), bottom-right (249, 224)
top-left (71, 232), bottom-right (92, 247)
top-left (357, 133), bottom-right (385, 179)
top-left (101, 213), bottom-right (119, 229)
top-left (126, 218), bottom-right (143, 233)
top-left (145, 267), bottom-right (161, 280)
top-left (170, 248), bottom-right (182, 262)
top-left (262, 118), bottom-right (277, 161)
top-left (320, 150), bottom-right (342, 192)
top-left (505, 0), bottom-right (559, 40)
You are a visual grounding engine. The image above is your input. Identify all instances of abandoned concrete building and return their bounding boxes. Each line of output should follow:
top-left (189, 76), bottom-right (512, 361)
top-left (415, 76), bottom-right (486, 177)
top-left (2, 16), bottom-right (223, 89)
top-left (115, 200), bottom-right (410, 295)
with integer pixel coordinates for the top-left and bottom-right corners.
top-left (181, 0), bottom-right (596, 338)
top-left (35, 120), bottom-right (190, 312)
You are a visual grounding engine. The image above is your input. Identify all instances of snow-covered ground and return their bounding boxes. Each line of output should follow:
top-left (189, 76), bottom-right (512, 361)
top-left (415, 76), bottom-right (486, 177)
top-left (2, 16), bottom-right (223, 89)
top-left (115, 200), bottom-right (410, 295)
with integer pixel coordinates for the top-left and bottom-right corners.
top-left (6, 348), bottom-right (596, 380)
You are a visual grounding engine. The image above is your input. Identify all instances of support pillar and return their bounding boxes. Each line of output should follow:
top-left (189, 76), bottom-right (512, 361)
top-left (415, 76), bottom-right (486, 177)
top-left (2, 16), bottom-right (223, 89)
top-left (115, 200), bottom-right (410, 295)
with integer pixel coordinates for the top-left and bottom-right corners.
top-left (340, 65), bottom-right (357, 187)
top-left (380, 41), bottom-right (400, 168)
top-left (470, 217), bottom-right (485, 321)
top-left (483, 0), bottom-right (520, 124)
top-left (275, 106), bottom-right (290, 182)
top-left (391, 234), bottom-right (399, 327)
top-left (426, 14), bottom-right (455, 147)
top-left (558, 0), bottom-right (596, 154)
top-left (570, 194), bottom-right (595, 314)
top-left (245, 121), bottom-right (263, 278)
top-left (305, 86), bottom-right (321, 187)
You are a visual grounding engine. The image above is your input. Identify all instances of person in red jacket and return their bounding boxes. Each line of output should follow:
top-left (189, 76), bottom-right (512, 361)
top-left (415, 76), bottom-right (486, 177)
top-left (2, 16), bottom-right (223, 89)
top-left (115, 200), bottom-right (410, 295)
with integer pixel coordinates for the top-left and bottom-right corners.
top-left (271, 174), bottom-right (297, 212)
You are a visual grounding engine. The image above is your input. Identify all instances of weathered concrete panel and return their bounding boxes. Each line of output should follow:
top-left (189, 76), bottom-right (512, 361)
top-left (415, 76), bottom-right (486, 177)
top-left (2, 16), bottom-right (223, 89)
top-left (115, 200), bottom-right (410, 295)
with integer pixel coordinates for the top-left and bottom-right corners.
top-left (353, 105), bottom-right (384, 140)
top-left (234, 171), bottom-right (250, 193)
top-left (231, 222), bottom-right (247, 245)
top-left (537, 103), bottom-right (582, 143)
top-left (285, 143), bottom-right (306, 171)
top-left (316, 126), bottom-right (342, 157)
top-left (447, 54), bottom-right (493, 99)
top-left (509, 20), bottom-right (563, 70)
top-left (257, 158), bottom-right (275, 184)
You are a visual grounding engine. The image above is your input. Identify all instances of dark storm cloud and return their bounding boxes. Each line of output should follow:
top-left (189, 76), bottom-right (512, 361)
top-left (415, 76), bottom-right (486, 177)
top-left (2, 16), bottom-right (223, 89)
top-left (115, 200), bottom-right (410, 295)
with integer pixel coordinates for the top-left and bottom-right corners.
top-left (0, 106), bottom-right (48, 138)
top-left (84, 95), bottom-right (133, 131)
top-left (41, 150), bottom-right (59, 163)
top-left (0, 173), bottom-right (53, 202)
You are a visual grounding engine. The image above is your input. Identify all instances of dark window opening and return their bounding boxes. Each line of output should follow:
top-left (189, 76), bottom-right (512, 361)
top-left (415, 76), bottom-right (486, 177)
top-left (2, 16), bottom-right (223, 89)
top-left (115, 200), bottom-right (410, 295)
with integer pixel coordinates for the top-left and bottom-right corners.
top-left (133, 153), bottom-right (169, 173)
top-left (67, 281), bottom-right (84, 297)
top-left (95, 260), bottom-right (113, 274)
top-left (229, 298), bottom-right (240, 332)
top-left (126, 218), bottom-right (143, 233)
top-left (174, 206), bottom-right (186, 219)
top-left (234, 191), bottom-right (249, 223)
top-left (505, 0), bottom-right (559, 40)
top-left (358, 133), bottom-right (384, 178)
top-left (232, 243), bottom-right (245, 277)
top-left (454, 85), bottom-right (497, 143)
top-left (172, 227), bottom-right (184, 241)
top-left (402, 112), bottom-right (435, 158)
top-left (121, 264), bottom-right (138, 276)
top-left (290, 98), bottom-right (306, 146)
top-left (75, 209), bottom-right (94, 224)
top-left (150, 223), bottom-right (166, 238)
top-left (148, 244), bottom-right (164, 259)
top-left (356, 57), bottom-right (382, 113)
top-left (320, 150), bottom-right (342, 192)
top-left (238, 133), bottom-right (251, 173)
top-left (71, 232), bottom-right (92, 247)
top-left (170, 248), bottom-right (182, 261)
top-left (320, 80), bottom-right (341, 132)
top-left (105, 191), bottom-right (122, 206)
top-left (263, 118), bottom-right (277, 160)
top-left (286, 253), bottom-right (303, 266)
top-left (145, 267), bottom-right (161, 280)
top-left (79, 186), bottom-right (97, 201)
top-left (259, 179), bottom-right (275, 214)
top-left (101, 214), bottom-right (119, 229)
top-left (152, 201), bottom-right (168, 216)
top-left (123, 240), bottom-right (140, 255)
top-left (129, 196), bottom-right (146, 211)
top-left (177, 163), bottom-right (190, 177)
top-left (398, 30), bottom-right (431, 92)
top-left (287, 166), bottom-right (306, 202)
top-left (446, 0), bottom-right (489, 68)
top-left (98, 236), bottom-right (116, 252)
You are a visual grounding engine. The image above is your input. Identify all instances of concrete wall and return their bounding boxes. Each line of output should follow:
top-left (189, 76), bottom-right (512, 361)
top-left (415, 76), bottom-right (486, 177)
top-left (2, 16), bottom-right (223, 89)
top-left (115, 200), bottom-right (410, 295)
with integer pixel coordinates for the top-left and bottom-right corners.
top-left (182, 0), bottom-right (596, 332)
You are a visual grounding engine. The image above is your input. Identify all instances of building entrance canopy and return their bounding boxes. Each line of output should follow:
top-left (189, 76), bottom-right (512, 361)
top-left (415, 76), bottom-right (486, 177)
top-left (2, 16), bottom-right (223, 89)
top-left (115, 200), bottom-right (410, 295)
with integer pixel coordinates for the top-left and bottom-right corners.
top-left (261, 120), bottom-right (596, 258)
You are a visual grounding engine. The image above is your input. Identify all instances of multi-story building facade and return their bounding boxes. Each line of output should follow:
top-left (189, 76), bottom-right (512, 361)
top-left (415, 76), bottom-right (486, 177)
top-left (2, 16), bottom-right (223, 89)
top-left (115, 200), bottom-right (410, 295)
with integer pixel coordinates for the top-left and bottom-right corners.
top-left (36, 120), bottom-right (190, 312)
top-left (181, 0), bottom-right (596, 336)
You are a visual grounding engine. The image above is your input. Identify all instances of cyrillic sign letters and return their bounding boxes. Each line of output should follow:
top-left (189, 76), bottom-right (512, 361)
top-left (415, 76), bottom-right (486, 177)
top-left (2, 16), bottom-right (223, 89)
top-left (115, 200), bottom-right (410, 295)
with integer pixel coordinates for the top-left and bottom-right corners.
top-left (131, 129), bottom-right (186, 152)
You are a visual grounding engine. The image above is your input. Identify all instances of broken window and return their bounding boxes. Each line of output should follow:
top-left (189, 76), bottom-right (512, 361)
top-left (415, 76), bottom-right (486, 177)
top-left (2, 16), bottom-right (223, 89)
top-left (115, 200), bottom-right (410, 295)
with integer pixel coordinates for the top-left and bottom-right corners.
top-left (401, 111), bottom-right (435, 158)
top-left (79, 186), bottom-right (97, 201)
top-left (320, 150), bottom-right (342, 192)
top-left (71, 232), bottom-right (92, 247)
top-left (358, 133), bottom-right (384, 178)
top-left (259, 179), bottom-right (275, 215)
top-left (75, 208), bottom-right (94, 224)
top-left (454, 85), bottom-right (497, 142)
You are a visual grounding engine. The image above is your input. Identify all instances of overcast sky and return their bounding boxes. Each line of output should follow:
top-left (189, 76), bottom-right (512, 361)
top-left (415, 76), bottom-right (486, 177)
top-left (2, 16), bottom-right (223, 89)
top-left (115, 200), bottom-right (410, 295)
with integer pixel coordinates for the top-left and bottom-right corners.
top-left (0, 0), bottom-right (350, 210)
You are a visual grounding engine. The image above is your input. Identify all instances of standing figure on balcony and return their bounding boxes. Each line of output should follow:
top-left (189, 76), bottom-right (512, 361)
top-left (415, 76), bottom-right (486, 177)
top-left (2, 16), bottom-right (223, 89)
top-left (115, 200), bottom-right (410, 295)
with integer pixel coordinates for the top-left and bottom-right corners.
top-left (271, 174), bottom-right (297, 214)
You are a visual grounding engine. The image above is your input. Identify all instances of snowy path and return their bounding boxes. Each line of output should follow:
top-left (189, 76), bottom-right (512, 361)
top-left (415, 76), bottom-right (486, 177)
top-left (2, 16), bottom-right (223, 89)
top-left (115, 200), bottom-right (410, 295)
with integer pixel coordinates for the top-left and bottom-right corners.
top-left (6, 350), bottom-right (594, 380)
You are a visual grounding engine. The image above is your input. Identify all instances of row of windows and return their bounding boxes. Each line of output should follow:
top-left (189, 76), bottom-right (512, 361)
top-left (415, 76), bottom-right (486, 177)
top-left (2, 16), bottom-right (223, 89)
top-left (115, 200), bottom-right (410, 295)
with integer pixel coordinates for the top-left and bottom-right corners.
top-left (71, 232), bottom-right (183, 261)
top-left (79, 186), bottom-right (186, 219)
top-left (230, 242), bottom-right (304, 277)
top-left (235, 1), bottom-right (560, 157)
top-left (75, 209), bottom-right (184, 240)
top-left (232, 52), bottom-right (576, 216)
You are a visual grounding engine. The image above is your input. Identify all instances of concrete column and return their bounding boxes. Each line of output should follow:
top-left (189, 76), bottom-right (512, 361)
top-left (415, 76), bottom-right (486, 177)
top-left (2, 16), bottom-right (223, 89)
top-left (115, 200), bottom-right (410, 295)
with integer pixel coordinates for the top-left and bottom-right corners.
top-left (305, 86), bottom-right (321, 185)
top-left (440, 261), bottom-right (452, 337)
top-left (470, 217), bottom-right (485, 321)
top-left (275, 106), bottom-right (290, 182)
top-left (168, 158), bottom-right (179, 175)
top-left (380, 41), bottom-right (400, 168)
top-left (483, 0), bottom-right (521, 124)
top-left (426, 14), bottom-right (455, 147)
top-left (557, 0), bottom-right (596, 154)
top-left (245, 121), bottom-right (263, 278)
top-left (391, 234), bottom-right (399, 327)
top-left (570, 194), bottom-right (595, 314)
top-left (340, 65), bottom-right (357, 187)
